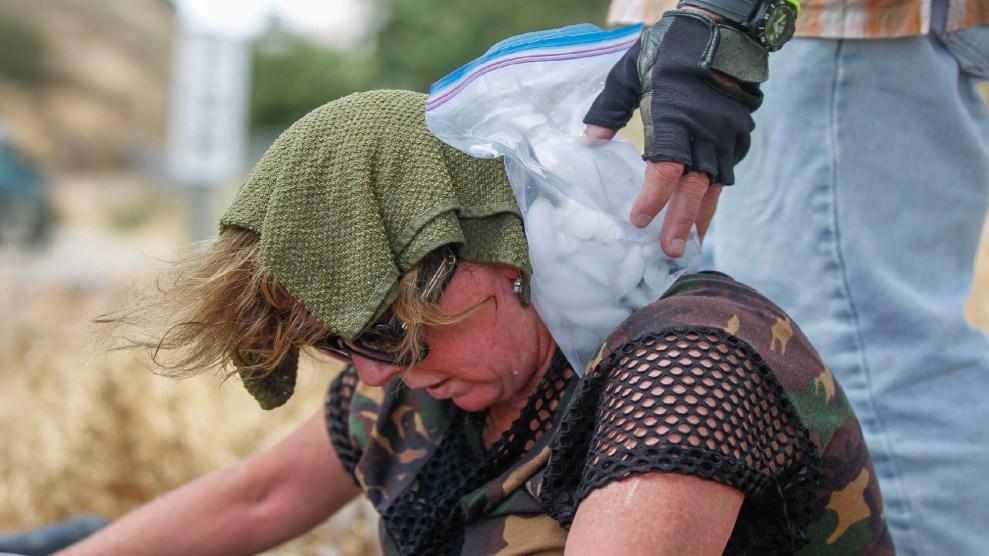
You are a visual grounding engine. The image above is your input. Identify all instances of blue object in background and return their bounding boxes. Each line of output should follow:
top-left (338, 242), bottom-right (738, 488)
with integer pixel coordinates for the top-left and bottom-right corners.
top-left (0, 122), bottom-right (52, 249)
top-left (0, 514), bottom-right (106, 555)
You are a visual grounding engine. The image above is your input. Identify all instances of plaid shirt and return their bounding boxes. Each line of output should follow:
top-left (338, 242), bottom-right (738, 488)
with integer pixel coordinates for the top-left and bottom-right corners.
top-left (607, 0), bottom-right (989, 38)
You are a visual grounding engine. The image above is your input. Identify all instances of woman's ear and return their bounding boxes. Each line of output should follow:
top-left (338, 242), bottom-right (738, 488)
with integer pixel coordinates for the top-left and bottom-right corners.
top-left (494, 263), bottom-right (521, 282)
top-left (490, 264), bottom-right (523, 296)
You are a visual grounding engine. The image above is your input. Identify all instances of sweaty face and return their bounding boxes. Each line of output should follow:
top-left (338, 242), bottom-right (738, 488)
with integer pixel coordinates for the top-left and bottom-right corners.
top-left (348, 262), bottom-right (557, 413)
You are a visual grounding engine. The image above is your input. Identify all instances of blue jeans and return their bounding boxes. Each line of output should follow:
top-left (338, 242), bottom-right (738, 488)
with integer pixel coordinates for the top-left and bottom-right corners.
top-left (709, 26), bottom-right (989, 556)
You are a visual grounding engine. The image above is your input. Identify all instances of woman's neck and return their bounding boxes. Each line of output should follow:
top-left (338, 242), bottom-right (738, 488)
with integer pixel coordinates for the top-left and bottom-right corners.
top-left (481, 341), bottom-right (559, 448)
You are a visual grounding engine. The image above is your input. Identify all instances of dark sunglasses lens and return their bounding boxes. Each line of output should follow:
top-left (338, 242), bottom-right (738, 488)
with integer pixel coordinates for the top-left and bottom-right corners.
top-left (354, 342), bottom-right (426, 367)
top-left (315, 336), bottom-right (354, 362)
top-left (351, 325), bottom-right (430, 366)
top-left (316, 331), bottom-right (413, 366)
top-left (352, 333), bottom-right (426, 366)
top-left (317, 253), bottom-right (454, 366)
top-left (355, 327), bottom-right (403, 354)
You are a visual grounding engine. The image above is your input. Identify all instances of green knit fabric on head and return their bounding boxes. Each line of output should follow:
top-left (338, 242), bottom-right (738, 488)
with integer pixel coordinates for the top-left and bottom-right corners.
top-left (220, 90), bottom-right (531, 409)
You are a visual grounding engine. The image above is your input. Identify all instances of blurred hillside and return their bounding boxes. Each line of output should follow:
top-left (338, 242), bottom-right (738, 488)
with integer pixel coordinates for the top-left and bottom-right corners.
top-left (0, 0), bottom-right (609, 175)
top-left (249, 0), bottom-right (608, 133)
top-left (0, 0), bottom-right (175, 170)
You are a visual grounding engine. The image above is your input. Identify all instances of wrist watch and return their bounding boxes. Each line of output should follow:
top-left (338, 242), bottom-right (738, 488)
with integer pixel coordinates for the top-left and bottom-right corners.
top-left (678, 0), bottom-right (798, 51)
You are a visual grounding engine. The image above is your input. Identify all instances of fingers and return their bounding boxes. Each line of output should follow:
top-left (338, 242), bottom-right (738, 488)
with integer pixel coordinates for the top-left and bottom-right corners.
top-left (691, 140), bottom-right (718, 179)
top-left (631, 161), bottom-right (684, 228)
top-left (658, 171), bottom-right (711, 258)
top-left (583, 125), bottom-right (617, 140)
top-left (694, 183), bottom-right (723, 241)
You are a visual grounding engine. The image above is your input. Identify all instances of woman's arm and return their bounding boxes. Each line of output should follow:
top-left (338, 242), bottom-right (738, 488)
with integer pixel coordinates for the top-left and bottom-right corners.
top-left (565, 472), bottom-right (742, 556)
top-left (57, 408), bottom-right (361, 556)
top-left (552, 324), bottom-right (815, 554)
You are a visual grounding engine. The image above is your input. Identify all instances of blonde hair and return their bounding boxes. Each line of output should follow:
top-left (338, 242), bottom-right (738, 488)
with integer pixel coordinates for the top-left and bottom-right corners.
top-left (391, 247), bottom-right (491, 365)
top-left (96, 228), bottom-right (487, 379)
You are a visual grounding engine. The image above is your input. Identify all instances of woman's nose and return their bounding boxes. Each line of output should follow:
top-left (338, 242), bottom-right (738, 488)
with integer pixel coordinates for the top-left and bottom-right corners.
top-left (352, 356), bottom-right (401, 387)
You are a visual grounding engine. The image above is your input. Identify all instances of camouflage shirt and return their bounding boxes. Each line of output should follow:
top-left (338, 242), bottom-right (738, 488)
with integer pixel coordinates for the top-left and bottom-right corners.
top-left (325, 272), bottom-right (894, 555)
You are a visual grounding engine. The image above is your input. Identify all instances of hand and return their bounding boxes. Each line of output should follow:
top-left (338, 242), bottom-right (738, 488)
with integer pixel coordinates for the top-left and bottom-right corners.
top-left (584, 10), bottom-right (767, 257)
top-left (586, 125), bottom-right (724, 257)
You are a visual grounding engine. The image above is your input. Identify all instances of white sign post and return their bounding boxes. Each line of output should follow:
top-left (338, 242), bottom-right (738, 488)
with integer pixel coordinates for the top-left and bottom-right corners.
top-left (167, 30), bottom-right (250, 240)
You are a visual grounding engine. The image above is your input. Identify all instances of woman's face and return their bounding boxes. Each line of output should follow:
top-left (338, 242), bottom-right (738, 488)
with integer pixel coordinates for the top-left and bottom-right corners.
top-left (347, 262), bottom-right (557, 413)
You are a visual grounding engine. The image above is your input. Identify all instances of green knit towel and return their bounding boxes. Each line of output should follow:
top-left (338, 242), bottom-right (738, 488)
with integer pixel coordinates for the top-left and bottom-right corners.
top-left (220, 90), bottom-right (531, 408)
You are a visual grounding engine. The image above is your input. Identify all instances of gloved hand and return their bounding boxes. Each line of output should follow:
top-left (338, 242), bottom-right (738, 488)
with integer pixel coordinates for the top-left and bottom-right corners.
top-left (584, 9), bottom-right (768, 257)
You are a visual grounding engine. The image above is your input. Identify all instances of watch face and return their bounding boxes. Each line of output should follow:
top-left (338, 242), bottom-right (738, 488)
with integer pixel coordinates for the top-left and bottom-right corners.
top-left (764, 5), bottom-right (796, 49)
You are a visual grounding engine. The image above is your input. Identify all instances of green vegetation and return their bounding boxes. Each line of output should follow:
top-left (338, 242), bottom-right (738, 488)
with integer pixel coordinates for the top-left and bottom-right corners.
top-left (0, 11), bottom-right (48, 84)
top-left (249, 28), bottom-right (376, 131)
top-left (248, 0), bottom-right (606, 132)
top-left (372, 0), bottom-right (606, 92)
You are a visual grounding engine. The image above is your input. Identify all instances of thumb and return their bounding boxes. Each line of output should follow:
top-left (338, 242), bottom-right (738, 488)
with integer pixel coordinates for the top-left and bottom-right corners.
top-left (583, 40), bottom-right (643, 130)
top-left (584, 125), bottom-right (618, 140)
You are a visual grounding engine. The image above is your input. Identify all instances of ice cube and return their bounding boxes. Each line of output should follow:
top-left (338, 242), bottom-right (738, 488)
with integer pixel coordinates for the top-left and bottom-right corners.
top-left (613, 244), bottom-right (646, 296)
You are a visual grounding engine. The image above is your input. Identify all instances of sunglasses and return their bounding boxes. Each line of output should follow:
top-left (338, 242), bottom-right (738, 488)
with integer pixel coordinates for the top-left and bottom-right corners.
top-left (315, 251), bottom-right (459, 366)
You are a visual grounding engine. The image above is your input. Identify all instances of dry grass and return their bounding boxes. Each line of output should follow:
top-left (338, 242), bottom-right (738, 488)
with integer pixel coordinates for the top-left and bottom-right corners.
top-left (0, 276), bottom-right (378, 554)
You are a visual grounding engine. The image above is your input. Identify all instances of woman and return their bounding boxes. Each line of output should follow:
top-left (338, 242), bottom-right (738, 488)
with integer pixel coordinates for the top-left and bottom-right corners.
top-left (61, 90), bottom-right (892, 555)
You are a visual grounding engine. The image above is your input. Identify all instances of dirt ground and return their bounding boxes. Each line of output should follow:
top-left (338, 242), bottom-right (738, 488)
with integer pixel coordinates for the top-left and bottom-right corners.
top-left (1, 171), bottom-right (988, 554)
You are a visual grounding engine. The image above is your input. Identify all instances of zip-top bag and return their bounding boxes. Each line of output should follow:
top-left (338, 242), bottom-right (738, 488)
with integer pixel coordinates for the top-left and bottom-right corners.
top-left (426, 24), bottom-right (702, 374)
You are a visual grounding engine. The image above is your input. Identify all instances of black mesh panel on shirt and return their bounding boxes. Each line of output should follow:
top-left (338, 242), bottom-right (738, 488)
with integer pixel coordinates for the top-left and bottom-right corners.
top-left (541, 327), bottom-right (819, 554)
top-left (327, 351), bottom-right (575, 556)
top-left (326, 367), bottom-right (362, 482)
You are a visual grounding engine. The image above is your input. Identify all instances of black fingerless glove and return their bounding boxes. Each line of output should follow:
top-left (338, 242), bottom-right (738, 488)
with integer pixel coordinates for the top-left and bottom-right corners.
top-left (584, 10), bottom-right (769, 185)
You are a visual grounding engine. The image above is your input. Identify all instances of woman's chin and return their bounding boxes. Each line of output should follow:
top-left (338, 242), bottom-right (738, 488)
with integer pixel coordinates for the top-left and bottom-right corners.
top-left (424, 380), bottom-right (500, 412)
top-left (449, 391), bottom-right (497, 413)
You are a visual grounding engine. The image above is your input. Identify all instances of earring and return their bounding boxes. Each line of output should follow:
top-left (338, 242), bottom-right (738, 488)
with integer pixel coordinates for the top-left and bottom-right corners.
top-left (512, 272), bottom-right (523, 294)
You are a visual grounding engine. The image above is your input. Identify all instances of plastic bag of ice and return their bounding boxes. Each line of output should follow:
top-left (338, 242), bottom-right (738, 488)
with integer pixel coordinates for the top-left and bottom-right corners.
top-left (425, 23), bottom-right (702, 375)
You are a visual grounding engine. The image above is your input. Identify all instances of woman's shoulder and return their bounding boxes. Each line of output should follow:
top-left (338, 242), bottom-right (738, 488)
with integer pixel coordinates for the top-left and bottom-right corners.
top-left (595, 271), bottom-right (828, 396)
top-left (591, 271), bottom-right (862, 458)
top-left (555, 272), bottom-right (893, 553)
top-left (605, 271), bottom-right (793, 351)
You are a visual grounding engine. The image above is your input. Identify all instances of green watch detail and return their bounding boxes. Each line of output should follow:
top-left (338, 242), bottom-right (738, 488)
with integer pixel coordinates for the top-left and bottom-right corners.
top-left (679, 0), bottom-right (799, 51)
top-left (752, 0), bottom-right (797, 50)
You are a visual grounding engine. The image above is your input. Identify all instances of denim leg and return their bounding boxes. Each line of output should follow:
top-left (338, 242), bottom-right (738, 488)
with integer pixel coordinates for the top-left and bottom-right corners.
top-left (711, 34), bottom-right (989, 555)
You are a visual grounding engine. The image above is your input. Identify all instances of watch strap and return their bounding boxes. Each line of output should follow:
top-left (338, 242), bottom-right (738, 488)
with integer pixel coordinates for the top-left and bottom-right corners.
top-left (710, 24), bottom-right (769, 84)
top-left (678, 0), bottom-right (761, 26)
